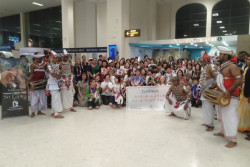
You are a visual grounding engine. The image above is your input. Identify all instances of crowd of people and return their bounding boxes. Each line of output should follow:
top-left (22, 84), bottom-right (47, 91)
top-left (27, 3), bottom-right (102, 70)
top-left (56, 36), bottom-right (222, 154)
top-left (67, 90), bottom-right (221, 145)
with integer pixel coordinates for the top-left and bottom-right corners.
top-left (0, 45), bottom-right (249, 148)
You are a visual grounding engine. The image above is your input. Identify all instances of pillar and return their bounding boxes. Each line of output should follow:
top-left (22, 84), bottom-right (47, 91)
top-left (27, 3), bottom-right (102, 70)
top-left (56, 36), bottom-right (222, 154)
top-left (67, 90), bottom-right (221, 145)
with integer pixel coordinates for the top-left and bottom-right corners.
top-left (61, 0), bottom-right (75, 48)
top-left (107, 0), bottom-right (130, 59)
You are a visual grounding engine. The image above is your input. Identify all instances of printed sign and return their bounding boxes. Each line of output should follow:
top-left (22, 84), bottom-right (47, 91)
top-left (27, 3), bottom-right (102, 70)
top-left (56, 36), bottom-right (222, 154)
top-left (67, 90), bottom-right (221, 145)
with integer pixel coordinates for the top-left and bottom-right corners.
top-left (126, 86), bottom-right (170, 110)
top-left (0, 58), bottom-right (29, 119)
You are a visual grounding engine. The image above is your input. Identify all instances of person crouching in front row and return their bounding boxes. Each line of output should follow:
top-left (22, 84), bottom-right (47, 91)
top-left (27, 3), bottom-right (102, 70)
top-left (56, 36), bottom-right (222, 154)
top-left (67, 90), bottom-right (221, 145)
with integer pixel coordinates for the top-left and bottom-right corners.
top-left (165, 76), bottom-right (192, 120)
top-left (86, 79), bottom-right (100, 110)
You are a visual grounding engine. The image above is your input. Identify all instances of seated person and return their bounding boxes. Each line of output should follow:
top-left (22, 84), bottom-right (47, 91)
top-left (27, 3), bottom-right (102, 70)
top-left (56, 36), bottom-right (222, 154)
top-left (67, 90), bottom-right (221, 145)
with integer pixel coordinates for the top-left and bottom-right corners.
top-left (165, 77), bottom-right (192, 120)
top-left (86, 79), bottom-right (100, 110)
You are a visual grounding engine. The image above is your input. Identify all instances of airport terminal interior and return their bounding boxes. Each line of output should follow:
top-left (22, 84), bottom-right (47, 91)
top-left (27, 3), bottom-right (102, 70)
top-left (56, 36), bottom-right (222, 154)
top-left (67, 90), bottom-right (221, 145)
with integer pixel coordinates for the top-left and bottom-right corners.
top-left (0, 0), bottom-right (250, 167)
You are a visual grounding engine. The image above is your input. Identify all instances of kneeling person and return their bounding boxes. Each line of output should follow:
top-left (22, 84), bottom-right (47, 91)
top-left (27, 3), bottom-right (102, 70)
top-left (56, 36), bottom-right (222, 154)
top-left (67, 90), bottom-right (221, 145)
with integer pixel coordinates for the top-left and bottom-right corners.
top-left (166, 77), bottom-right (191, 120)
top-left (86, 79), bottom-right (100, 110)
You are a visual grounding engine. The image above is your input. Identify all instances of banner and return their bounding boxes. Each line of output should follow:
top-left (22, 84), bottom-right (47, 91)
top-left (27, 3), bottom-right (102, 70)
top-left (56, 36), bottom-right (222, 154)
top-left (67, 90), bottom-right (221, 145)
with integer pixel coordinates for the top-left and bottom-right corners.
top-left (0, 58), bottom-right (29, 119)
top-left (53, 47), bottom-right (107, 53)
top-left (126, 86), bottom-right (170, 110)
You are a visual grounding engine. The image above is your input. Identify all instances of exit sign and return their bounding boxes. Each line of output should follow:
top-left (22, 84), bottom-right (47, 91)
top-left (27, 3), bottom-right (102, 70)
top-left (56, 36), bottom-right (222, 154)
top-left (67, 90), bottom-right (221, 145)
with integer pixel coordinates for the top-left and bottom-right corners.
top-left (125, 29), bottom-right (140, 37)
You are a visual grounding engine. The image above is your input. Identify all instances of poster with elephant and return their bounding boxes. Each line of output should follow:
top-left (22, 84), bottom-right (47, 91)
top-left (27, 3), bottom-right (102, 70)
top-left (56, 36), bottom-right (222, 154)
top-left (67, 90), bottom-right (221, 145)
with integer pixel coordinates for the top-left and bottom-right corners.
top-left (0, 58), bottom-right (29, 119)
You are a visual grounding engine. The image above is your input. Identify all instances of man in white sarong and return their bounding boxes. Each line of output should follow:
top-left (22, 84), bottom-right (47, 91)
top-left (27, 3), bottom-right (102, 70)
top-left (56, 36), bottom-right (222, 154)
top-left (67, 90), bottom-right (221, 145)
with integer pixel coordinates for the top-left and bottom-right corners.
top-left (199, 53), bottom-right (218, 131)
top-left (166, 77), bottom-right (191, 120)
top-left (60, 50), bottom-right (77, 112)
top-left (47, 51), bottom-right (64, 118)
top-left (214, 46), bottom-right (241, 148)
top-left (29, 53), bottom-right (47, 118)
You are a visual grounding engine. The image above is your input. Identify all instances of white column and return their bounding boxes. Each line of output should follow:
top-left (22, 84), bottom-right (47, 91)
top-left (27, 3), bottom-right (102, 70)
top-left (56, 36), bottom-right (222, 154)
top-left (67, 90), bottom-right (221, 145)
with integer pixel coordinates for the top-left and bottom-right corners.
top-left (147, 0), bottom-right (157, 40)
top-left (206, 5), bottom-right (212, 37)
top-left (107, 0), bottom-right (130, 59)
top-left (61, 0), bottom-right (75, 48)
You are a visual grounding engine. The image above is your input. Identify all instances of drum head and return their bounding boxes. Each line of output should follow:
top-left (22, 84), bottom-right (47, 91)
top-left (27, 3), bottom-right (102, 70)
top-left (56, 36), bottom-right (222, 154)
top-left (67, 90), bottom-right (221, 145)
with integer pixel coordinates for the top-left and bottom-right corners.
top-left (220, 97), bottom-right (230, 106)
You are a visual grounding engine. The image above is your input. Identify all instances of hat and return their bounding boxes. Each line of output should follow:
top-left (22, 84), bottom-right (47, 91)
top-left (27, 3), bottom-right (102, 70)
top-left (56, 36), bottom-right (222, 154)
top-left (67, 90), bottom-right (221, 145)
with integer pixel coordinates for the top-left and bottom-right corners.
top-left (89, 58), bottom-right (93, 61)
top-left (199, 53), bottom-right (210, 62)
top-left (216, 46), bottom-right (234, 56)
top-left (50, 50), bottom-right (57, 57)
top-left (33, 53), bottom-right (45, 58)
top-left (62, 49), bottom-right (68, 56)
top-left (108, 60), bottom-right (113, 63)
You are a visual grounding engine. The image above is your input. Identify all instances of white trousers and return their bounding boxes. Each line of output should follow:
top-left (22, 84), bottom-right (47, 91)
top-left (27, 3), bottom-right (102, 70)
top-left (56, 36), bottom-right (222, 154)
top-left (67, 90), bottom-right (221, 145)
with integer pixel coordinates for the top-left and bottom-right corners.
top-left (60, 86), bottom-right (75, 110)
top-left (202, 100), bottom-right (215, 127)
top-left (30, 90), bottom-right (47, 113)
top-left (50, 90), bottom-right (63, 115)
top-left (166, 96), bottom-right (191, 120)
top-left (216, 99), bottom-right (239, 142)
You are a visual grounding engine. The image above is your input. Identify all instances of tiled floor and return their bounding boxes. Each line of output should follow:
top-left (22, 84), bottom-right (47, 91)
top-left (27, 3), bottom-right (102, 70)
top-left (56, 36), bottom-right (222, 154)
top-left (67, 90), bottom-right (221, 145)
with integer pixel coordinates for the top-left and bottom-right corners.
top-left (0, 106), bottom-right (249, 167)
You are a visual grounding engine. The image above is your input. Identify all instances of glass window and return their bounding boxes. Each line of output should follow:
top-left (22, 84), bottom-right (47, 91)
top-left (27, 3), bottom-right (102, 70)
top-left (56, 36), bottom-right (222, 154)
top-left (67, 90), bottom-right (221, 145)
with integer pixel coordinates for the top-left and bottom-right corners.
top-left (211, 0), bottom-right (249, 36)
top-left (176, 4), bottom-right (207, 39)
top-left (25, 6), bottom-right (62, 48)
top-left (0, 15), bottom-right (21, 50)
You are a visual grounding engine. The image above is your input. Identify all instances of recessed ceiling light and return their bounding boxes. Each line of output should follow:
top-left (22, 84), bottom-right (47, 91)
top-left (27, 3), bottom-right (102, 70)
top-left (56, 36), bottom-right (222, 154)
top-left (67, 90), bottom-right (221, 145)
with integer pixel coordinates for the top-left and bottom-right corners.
top-left (194, 44), bottom-right (198, 47)
top-left (193, 24), bottom-right (199, 27)
top-left (184, 34), bottom-right (188, 37)
top-left (222, 30), bottom-right (227, 33)
top-left (32, 2), bottom-right (43, 6)
top-left (177, 44), bottom-right (180, 46)
top-left (220, 26), bottom-right (225, 29)
top-left (213, 13), bottom-right (219, 17)
top-left (225, 34), bottom-right (229, 36)
top-left (217, 21), bottom-right (222, 24)
top-left (53, 28), bottom-right (60, 30)
top-left (190, 43), bottom-right (194, 45)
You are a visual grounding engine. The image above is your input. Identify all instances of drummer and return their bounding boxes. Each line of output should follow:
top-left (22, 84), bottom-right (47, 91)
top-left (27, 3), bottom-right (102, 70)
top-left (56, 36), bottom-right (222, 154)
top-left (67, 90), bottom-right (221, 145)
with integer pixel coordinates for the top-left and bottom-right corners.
top-left (199, 53), bottom-right (218, 131)
top-left (214, 46), bottom-right (241, 148)
top-left (29, 53), bottom-right (47, 118)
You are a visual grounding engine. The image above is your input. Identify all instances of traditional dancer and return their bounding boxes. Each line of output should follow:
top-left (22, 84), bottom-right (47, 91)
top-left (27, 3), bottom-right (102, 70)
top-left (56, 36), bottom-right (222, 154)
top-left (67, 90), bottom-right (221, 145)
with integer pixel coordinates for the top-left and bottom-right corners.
top-left (214, 46), bottom-right (241, 148)
top-left (60, 50), bottom-right (77, 112)
top-left (47, 51), bottom-right (64, 118)
top-left (199, 54), bottom-right (217, 131)
top-left (166, 76), bottom-right (192, 120)
top-left (29, 53), bottom-right (47, 118)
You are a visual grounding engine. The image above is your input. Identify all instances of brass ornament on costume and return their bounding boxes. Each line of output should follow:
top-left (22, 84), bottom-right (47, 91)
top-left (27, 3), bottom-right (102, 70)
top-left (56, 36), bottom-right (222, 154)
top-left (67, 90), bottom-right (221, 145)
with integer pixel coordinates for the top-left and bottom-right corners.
top-left (203, 88), bottom-right (230, 106)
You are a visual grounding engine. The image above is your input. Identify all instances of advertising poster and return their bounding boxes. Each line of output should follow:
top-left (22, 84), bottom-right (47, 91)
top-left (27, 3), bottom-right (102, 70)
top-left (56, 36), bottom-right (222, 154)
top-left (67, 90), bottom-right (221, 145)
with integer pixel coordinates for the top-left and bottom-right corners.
top-left (0, 58), bottom-right (29, 119)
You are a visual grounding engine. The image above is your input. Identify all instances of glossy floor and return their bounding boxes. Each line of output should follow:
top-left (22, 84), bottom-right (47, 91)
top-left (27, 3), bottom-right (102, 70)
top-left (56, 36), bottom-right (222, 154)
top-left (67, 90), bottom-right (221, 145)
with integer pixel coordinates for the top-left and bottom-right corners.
top-left (0, 106), bottom-right (249, 167)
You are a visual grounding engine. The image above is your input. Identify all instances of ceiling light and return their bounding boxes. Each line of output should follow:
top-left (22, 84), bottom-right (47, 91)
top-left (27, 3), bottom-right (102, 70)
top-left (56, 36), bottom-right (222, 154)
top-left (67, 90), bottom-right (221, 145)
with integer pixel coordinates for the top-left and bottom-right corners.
top-left (184, 34), bottom-right (188, 37)
top-left (213, 13), bottom-right (219, 17)
top-left (53, 28), bottom-right (60, 30)
top-left (225, 34), bottom-right (229, 36)
top-left (193, 24), bottom-right (199, 27)
top-left (222, 30), bottom-right (227, 33)
top-left (206, 42), bottom-right (209, 45)
top-left (220, 26), bottom-right (225, 29)
top-left (217, 20), bottom-right (222, 24)
top-left (32, 2), bottom-right (44, 6)
top-left (190, 43), bottom-right (194, 45)
top-left (177, 44), bottom-right (180, 46)
top-left (194, 44), bottom-right (198, 47)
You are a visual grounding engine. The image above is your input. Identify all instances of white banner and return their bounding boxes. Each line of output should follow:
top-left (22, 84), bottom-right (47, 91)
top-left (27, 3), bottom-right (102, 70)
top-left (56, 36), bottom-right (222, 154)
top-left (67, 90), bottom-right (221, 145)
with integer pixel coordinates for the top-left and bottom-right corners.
top-left (126, 86), bottom-right (170, 110)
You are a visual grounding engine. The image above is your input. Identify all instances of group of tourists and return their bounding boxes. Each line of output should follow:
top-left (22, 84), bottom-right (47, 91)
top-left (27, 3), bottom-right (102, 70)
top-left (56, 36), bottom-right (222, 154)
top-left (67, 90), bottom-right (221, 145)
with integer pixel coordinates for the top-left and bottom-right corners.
top-left (0, 45), bottom-right (249, 148)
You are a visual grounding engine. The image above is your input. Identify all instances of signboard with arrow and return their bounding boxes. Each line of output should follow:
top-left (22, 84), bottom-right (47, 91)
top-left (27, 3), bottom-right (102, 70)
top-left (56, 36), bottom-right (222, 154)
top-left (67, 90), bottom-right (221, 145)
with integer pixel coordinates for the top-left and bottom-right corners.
top-left (125, 29), bottom-right (140, 37)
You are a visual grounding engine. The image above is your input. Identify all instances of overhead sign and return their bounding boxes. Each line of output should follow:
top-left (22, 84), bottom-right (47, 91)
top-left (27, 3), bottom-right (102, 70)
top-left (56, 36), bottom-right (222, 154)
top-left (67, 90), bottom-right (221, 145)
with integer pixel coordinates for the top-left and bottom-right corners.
top-left (125, 29), bottom-right (140, 37)
top-left (171, 37), bottom-right (217, 44)
top-left (53, 47), bottom-right (107, 53)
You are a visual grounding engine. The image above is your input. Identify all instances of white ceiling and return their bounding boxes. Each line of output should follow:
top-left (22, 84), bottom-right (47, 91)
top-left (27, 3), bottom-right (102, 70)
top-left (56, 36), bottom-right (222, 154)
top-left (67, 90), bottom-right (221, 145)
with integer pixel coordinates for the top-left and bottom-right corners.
top-left (0, 0), bottom-right (201, 18)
